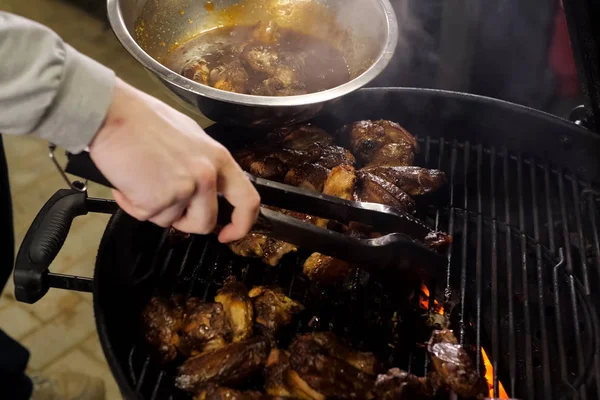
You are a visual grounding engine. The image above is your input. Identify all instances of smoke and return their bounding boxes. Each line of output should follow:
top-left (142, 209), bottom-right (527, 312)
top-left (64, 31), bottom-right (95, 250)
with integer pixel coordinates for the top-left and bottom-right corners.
top-left (368, 0), bottom-right (440, 88)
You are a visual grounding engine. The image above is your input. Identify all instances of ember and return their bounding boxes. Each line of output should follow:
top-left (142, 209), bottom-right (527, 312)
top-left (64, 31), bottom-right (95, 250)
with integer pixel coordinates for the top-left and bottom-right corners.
top-left (481, 347), bottom-right (509, 398)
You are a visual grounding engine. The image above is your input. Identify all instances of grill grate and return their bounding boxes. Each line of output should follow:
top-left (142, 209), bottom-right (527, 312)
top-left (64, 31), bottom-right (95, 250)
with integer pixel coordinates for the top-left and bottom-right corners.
top-left (122, 137), bottom-right (599, 400)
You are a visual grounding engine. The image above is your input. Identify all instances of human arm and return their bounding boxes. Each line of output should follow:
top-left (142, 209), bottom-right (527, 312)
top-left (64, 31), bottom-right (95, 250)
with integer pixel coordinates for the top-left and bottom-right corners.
top-left (0, 12), bottom-right (259, 241)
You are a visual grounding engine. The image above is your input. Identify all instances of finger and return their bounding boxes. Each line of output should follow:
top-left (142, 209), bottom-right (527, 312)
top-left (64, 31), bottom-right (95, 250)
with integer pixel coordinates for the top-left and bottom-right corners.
top-left (212, 148), bottom-right (260, 242)
top-left (148, 201), bottom-right (188, 228)
top-left (112, 190), bottom-right (155, 221)
top-left (171, 161), bottom-right (218, 234)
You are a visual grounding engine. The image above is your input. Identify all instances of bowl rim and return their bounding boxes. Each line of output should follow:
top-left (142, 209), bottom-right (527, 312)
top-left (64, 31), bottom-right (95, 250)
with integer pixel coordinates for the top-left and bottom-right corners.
top-left (107, 0), bottom-right (399, 107)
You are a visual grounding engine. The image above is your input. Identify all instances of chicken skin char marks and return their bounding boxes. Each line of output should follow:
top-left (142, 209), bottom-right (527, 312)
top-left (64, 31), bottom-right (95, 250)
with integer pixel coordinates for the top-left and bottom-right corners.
top-left (248, 286), bottom-right (305, 338)
top-left (286, 333), bottom-right (378, 399)
top-left (215, 277), bottom-right (254, 343)
top-left (176, 337), bottom-right (270, 393)
top-left (228, 120), bottom-right (450, 283)
top-left (179, 299), bottom-right (232, 356)
top-left (339, 120), bottom-right (419, 167)
top-left (141, 294), bottom-right (185, 363)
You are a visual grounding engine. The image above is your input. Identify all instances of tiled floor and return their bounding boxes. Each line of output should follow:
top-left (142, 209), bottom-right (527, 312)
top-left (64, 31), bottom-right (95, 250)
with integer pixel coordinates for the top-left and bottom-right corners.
top-left (0, 0), bottom-right (212, 398)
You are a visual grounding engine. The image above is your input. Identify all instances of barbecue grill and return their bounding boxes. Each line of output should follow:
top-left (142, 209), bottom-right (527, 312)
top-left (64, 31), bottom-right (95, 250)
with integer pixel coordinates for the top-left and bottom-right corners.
top-left (12, 1), bottom-right (600, 400)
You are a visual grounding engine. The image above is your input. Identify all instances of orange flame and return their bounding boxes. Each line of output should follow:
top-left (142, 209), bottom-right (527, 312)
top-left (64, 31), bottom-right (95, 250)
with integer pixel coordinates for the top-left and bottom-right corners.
top-left (419, 284), bottom-right (508, 398)
top-left (481, 347), bottom-right (509, 398)
top-left (419, 283), bottom-right (444, 315)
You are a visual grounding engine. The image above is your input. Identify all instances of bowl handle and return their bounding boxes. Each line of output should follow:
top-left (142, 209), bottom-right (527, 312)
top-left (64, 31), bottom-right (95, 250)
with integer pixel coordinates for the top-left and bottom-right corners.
top-left (14, 189), bottom-right (118, 304)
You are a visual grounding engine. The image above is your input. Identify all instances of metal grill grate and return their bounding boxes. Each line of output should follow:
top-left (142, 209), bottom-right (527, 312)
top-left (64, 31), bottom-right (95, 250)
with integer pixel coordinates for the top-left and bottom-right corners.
top-left (123, 137), bottom-right (599, 400)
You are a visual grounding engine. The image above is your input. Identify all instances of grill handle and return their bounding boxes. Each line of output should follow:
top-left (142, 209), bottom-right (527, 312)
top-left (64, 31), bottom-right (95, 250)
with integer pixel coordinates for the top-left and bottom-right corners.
top-left (14, 189), bottom-right (118, 304)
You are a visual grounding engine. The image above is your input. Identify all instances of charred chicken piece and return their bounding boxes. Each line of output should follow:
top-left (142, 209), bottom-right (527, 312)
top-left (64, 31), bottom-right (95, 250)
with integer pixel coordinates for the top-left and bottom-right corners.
top-left (374, 368), bottom-right (435, 400)
top-left (308, 332), bottom-right (382, 376)
top-left (302, 253), bottom-right (353, 284)
top-left (427, 330), bottom-right (488, 399)
top-left (142, 295), bottom-right (185, 363)
top-left (322, 164), bottom-right (357, 200)
top-left (265, 349), bottom-right (324, 400)
top-left (227, 233), bottom-right (297, 267)
top-left (248, 286), bottom-right (304, 337)
top-left (309, 144), bottom-right (356, 169)
top-left (354, 171), bottom-right (416, 214)
top-left (214, 277), bottom-right (253, 342)
top-left (362, 166), bottom-right (447, 196)
top-left (284, 162), bottom-right (330, 192)
top-left (365, 142), bottom-right (415, 168)
top-left (234, 150), bottom-right (289, 181)
top-left (209, 59), bottom-right (249, 93)
top-left (269, 125), bottom-right (334, 150)
top-left (179, 298), bottom-right (232, 356)
top-left (176, 337), bottom-right (270, 393)
top-left (288, 333), bottom-right (376, 399)
top-left (341, 120), bottom-right (419, 166)
top-left (424, 231), bottom-right (453, 252)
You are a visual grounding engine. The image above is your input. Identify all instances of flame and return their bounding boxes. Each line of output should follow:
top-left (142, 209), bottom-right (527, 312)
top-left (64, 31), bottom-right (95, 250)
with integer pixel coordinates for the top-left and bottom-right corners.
top-left (418, 283), bottom-right (444, 314)
top-left (418, 284), bottom-right (508, 398)
top-left (481, 347), bottom-right (509, 398)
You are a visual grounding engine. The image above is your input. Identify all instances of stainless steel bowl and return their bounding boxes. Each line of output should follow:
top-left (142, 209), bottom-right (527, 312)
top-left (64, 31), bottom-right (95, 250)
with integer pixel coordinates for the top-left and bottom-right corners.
top-left (107, 0), bottom-right (398, 127)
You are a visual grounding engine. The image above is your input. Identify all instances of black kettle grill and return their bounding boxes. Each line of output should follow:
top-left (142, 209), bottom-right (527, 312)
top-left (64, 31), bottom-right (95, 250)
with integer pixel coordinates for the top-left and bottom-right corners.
top-left (12, 1), bottom-right (600, 399)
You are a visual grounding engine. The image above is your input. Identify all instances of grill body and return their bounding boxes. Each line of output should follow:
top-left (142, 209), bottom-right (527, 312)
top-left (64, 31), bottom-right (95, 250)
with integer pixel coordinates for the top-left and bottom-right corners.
top-left (15, 88), bottom-right (600, 400)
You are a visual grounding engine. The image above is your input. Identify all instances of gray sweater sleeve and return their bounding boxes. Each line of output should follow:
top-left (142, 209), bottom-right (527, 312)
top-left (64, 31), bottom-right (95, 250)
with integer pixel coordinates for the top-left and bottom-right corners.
top-left (0, 12), bottom-right (116, 153)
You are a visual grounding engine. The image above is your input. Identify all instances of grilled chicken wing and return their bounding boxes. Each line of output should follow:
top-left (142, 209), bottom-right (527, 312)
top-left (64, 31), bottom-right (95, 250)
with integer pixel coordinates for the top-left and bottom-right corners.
top-left (234, 145), bottom-right (353, 182)
top-left (269, 125), bottom-right (334, 150)
top-left (362, 166), bottom-right (447, 196)
top-left (308, 332), bottom-right (382, 376)
top-left (227, 233), bottom-right (297, 267)
top-left (374, 368), bottom-right (435, 400)
top-left (142, 295), bottom-right (185, 363)
top-left (176, 337), bottom-right (270, 393)
top-left (248, 286), bottom-right (304, 337)
top-left (340, 120), bottom-right (419, 166)
top-left (179, 299), bottom-right (232, 356)
top-left (354, 171), bottom-right (416, 214)
top-left (302, 253), bottom-right (353, 285)
top-left (427, 330), bottom-right (488, 399)
top-left (322, 164), bottom-right (357, 200)
top-left (288, 333), bottom-right (377, 399)
top-left (265, 349), bottom-right (324, 400)
top-left (215, 277), bottom-right (254, 342)
top-left (284, 163), bottom-right (330, 192)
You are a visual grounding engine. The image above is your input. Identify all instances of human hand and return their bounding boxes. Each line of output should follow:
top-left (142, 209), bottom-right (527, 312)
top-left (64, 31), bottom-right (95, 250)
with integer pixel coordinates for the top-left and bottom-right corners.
top-left (88, 78), bottom-right (260, 242)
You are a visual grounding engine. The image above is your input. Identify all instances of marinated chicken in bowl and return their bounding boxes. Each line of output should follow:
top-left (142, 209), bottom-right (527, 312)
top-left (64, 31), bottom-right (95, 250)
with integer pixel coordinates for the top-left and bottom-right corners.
top-left (164, 21), bottom-right (351, 96)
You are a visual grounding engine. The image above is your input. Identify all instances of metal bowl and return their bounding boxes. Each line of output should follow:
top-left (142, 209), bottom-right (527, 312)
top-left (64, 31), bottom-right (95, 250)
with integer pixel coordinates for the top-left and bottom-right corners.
top-left (107, 0), bottom-right (398, 127)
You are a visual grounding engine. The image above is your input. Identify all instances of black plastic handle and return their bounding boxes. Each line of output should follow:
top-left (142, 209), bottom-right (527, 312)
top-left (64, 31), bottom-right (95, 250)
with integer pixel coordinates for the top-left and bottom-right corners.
top-left (14, 189), bottom-right (117, 304)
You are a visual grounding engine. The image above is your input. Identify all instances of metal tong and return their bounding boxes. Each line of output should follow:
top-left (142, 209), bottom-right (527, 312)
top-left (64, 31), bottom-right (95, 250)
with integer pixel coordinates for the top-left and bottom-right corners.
top-left (62, 150), bottom-right (448, 279)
